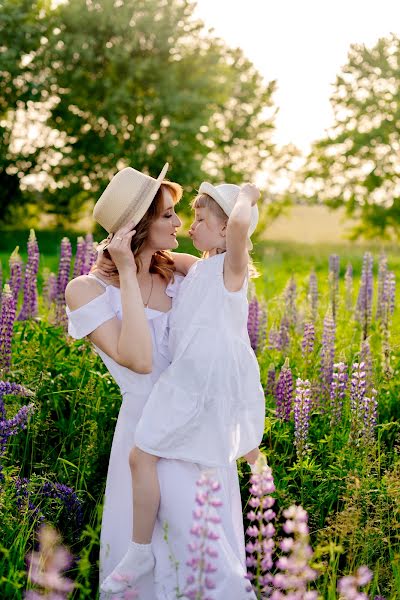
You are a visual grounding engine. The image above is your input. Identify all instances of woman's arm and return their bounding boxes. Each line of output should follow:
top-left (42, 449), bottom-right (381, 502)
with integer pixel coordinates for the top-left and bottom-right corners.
top-left (170, 252), bottom-right (199, 276)
top-left (224, 183), bottom-right (260, 292)
top-left (65, 223), bottom-right (153, 374)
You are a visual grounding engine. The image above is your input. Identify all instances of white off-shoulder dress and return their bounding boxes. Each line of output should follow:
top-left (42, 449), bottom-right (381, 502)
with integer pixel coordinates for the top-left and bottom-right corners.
top-left (66, 273), bottom-right (255, 600)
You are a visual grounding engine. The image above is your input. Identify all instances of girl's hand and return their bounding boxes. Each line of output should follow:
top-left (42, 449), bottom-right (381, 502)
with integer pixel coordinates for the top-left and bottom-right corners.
top-left (105, 222), bottom-right (137, 273)
top-left (240, 183), bottom-right (260, 206)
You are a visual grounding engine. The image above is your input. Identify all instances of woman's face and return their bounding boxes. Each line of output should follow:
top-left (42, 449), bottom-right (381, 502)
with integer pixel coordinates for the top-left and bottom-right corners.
top-left (146, 188), bottom-right (182, 251)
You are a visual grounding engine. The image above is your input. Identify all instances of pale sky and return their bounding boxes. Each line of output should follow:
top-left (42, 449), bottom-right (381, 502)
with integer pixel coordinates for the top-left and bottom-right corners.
top-left (194, 0), bottom-right (400, 152)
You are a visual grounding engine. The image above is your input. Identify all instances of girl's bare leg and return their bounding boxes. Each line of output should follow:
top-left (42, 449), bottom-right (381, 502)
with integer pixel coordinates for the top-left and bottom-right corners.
top-left (100, 447), bottom-right (160, 594)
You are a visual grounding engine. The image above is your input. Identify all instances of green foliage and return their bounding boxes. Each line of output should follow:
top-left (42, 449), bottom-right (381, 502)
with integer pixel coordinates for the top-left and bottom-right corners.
top-left (305, 34), bottom-right (400, 239)
top-left (0, 0), bottom-right (52, 222)
top-left (0, 0), bottom-right (278, 226)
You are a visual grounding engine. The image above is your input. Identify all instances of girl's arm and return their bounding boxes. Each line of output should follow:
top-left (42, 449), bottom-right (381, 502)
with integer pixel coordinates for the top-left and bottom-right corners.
top-left (65, 223), bottom-right (153, 374)
top-left (170, 252), bottom-right (199, 276)
top-left (224, 183), bottom-right (260, 291)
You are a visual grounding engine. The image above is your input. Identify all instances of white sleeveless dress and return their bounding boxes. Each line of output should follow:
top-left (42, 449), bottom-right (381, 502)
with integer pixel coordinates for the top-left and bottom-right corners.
top-left (66, 273), bottom-right (256, 600)
top-left (135, 253), bottom-right (265, 467)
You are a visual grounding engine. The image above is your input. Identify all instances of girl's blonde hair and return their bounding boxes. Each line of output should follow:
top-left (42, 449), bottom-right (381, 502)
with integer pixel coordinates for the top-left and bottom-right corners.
top-left (96, 180), bottom-right (182, 283)
top-left (191, 192), bottom-right (259, 278)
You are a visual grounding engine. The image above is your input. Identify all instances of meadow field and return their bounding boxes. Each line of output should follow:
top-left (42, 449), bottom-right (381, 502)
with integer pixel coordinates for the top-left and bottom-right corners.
top-left (0, 225), bottom-right (399, 599)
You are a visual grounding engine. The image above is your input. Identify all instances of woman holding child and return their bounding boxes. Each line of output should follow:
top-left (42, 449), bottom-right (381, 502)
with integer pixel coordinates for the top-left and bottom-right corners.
top-left (65, 163), bottom-right (265, 599)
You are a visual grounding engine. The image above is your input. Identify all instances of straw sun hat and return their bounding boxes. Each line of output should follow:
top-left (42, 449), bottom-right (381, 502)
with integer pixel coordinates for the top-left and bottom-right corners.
top-left (93, 163), bottom-right (169, 233)
top-left (198, 182), bottom-right (259, 249)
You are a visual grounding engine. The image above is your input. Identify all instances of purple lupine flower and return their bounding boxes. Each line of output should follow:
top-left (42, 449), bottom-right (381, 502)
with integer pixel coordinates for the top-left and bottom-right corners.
top-left (7, 247), bottom-right (24, 302)
top-left (248, 297), bottom-right (261, 353)
top-left (376, 253), bottom-right (388, 320)
top-left (0, 284), bottom-right (17, 372)
top-left (330, 362), bottom-right (348, 425)
top-left (248, 296), bottom-right (267, 354)
top-left (0, 261), bottom-right (2, 299)
top-left (294, 378), bottom-right (312, 460)
top-left (25, 524), bottom-right (75, 599)
top-left (284, 276), bottom-right (297, 327)
top-left (0, 380), bottom-right (33, 419)
top-left (275, 358), bottom-right (293, 421)
top-left (265, 364), bottom-right (276, 397)
top-left (42, 269), bottom-right (58, 309)
top-left (360, 338), bottom-right (373, 393)
top-left (55, 238), bottom-right (72, 328)
top-left (362, 388), bottom-right (378, 446)
top-left (278, 316), bottom-right (290, 352)
top-left (329, 254), bottom-right (340, 321)
top-left (356, 252), bottom-right (373, 340)
top-left (18, 230), bottom-right (40, 321)
top-left (41, 481), bottom-right (83, 526)
top-left (14, 476), bottom-right (43, 522)
top-left (379, 270), bottom-right (396, 377)
top-left (183, 470), bottom-right (222, 600)
top-left (320, 309), bottom-right (335, 406)
top-left (268, 327), bottom-right (279, 350)
top-left (245, 457), bottom-right (276, 598)
top-left (387, 271), bottom-right (395, 316)
top-left (308, 271), bottom-right (318, 321)
top-left (344, 263), bottom-right (353, 311)
top-left (301, 322), bottom-right (315, 359)
top-left (272, 504), bottom-right (318, 599)
top-left (82, 233), bottom-right (97, 274)
top-left (0, 380), bottom-right (33, 482)
top-left (349, 362), bottom-right (367, 444)
top-left (337, 565), bottom-right (372, 599)
top-left (73, 236), bottom-right (86, 278)
top-left (0, 403), bottom-right (35, 457)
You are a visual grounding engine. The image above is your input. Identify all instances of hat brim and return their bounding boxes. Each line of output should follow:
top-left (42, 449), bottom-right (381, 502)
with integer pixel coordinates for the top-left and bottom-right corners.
top-left (125, 162), bottom-right (169, 230)
top-left (198, 181), bottom-right (255, 250)
top-left (104, 162), bottom-right (169, 233)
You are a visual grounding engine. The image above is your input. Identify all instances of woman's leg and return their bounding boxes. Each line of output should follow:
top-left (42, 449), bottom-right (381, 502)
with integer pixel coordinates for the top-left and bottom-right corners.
top-left (101, 446), bottom-right (160, 593)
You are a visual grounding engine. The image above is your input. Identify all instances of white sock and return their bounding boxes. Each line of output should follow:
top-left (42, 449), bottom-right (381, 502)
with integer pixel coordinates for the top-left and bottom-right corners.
top-left (100, 541), bottom-right (155, 594)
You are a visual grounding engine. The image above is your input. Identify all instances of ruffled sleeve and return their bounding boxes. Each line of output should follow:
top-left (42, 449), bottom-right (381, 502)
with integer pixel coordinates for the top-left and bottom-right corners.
top-left (165, 273), bottom-right (185, 299)
top-left (66, 289), bottom-right (116, 339)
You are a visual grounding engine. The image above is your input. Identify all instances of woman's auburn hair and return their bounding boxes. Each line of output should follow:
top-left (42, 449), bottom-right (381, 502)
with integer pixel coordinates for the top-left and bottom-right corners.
top-left (95, 180), bottom-right (182, 283)
top-left (191, 192), bottom-right (259, 278)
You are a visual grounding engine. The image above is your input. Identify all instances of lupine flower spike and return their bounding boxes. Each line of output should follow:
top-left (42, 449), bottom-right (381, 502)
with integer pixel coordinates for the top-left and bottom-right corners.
top-left (183, 470), bottom-right (222, 600)
top-left (245, 454), bottom-right (276, 598)
top-left (25, 524), bottom-right (75, 599)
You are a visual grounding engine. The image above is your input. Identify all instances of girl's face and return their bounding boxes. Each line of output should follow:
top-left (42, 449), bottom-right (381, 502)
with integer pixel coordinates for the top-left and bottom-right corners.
top-left (188, 207), bottom-right (226, 252)
top-left (146, 189), bottom-right (182, 251)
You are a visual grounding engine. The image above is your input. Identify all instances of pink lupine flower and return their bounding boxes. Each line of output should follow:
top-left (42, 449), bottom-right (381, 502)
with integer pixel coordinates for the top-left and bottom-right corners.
top-left (25, 524), bottom-right (75, 599)
top-left (337, 565), bottom-right (373, 599)
top-left (183, 470), bottom-right (222, 600)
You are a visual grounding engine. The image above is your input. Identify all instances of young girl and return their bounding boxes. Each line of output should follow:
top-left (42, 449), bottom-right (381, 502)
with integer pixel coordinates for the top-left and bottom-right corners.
top-left (101, 181), bottom-right (265, 594)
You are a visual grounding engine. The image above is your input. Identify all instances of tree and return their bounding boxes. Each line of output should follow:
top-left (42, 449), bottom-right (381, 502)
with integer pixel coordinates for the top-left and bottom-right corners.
top-left (305, 34), bottom-right (400, 238)
top-left (0, 0), bottom-right (52, 222)
top-left (34, 0), bottom-right (277, 224)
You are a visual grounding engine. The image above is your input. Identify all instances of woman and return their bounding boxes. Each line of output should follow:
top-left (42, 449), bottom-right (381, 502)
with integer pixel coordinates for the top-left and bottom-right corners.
top-left (65, 164), bottom-right (255, 599)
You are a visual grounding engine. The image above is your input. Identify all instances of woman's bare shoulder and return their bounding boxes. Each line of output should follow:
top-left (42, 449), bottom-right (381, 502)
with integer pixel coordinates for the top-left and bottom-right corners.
top-left (65, 275), bottom-right (107, 311)
top-left (171, 252), bottom-right (199, 275)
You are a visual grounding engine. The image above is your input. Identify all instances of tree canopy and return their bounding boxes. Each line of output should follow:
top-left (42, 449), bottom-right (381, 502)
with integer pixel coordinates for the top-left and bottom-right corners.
top-left (0, 0), bottom-right (278, 225)
top-left (305, 34), bottom-right (400, 238)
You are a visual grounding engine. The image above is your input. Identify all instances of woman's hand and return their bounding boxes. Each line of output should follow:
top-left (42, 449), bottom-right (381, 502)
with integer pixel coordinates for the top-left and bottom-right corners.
top-left (94, 241), bottom-right (119, 281)
top-left (240, 183), bottom-right (260, 207)
top-left (105, 222), bottom-right (137, 273)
